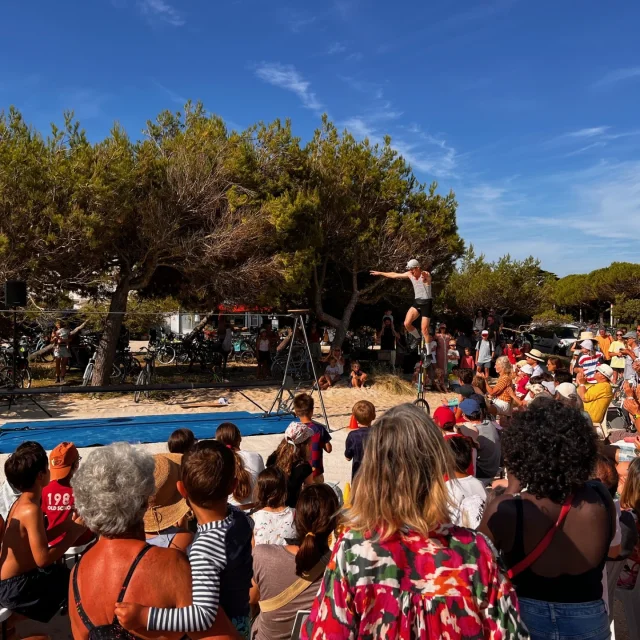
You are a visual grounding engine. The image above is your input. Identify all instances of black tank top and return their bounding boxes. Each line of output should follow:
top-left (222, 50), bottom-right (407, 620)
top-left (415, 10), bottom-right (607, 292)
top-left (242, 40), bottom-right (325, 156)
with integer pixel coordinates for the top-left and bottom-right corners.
top-left (380, 326), bottom-right (395, 350)
top-left (505, 484), bottom-right (612, 603)
top-left (73, 544), bottom-right (152, 640)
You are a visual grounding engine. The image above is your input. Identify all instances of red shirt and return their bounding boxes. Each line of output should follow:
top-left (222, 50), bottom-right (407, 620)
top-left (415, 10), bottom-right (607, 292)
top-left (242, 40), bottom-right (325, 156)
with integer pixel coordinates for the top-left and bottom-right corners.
top-left (41, 479), bottom-right (92, 546)
top-left (459, 356), bottom-right (475, 369)
top-left (504, 347), bottom-right (517, 365)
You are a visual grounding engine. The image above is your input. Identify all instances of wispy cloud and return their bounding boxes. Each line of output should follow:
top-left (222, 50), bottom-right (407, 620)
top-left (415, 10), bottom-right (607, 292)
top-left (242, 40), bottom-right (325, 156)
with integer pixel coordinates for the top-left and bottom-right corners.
top-left (563, 142), bottom-right (606, 157)
top-left (254, 62), bottom-right (323, 113)
top-left (152, 79), bottom-right (187, 105)
top-left (567, 126), bottom-right (610, 138)
top-left (327, 42), bottom-right (347, 55)
top-left (60, 88), bottom-right (110, 120)
top-left (138, 0), bottom-right (185, 26)
top-left (280, 9), bottom-right (316, 33)
top-left (339, 75), bottom-right (384, 99)
top-left (593, 66), bottom-right (640, 89)
top-left (346, 52), bottom-right (364, 62)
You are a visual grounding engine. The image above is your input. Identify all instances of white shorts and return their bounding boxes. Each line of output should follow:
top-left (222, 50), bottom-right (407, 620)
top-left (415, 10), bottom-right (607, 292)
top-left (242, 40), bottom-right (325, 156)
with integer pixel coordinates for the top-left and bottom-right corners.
top-left (492, 398), bottom-right (512, 416)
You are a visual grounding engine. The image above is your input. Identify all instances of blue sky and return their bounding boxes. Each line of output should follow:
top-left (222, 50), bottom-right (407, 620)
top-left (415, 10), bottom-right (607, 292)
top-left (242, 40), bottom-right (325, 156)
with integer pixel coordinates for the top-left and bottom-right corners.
top-left (2, 0), bottom-right (639, 276)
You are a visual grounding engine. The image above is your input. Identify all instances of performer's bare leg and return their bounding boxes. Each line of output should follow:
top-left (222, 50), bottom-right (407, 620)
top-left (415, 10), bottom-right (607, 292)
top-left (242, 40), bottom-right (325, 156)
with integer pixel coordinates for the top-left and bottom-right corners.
top-left (404, 307), bottom-right (420, 345)
top-left (421, 316), bottom-right (431, 355)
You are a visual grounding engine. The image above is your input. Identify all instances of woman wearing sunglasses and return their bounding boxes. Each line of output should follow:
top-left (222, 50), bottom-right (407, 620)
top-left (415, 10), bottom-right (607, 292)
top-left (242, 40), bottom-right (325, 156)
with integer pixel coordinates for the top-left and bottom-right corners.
top-left (609, 329), bottom-right (627, 383)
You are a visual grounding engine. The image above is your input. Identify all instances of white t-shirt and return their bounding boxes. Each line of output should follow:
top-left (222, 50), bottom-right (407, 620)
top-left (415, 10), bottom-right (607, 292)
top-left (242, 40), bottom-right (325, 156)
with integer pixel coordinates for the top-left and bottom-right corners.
top-left (229, 450), bottom-right (265, 506)
top-left (446, 476), bottom-right (487, 529)
top-left (325, 365), bottom-right (341, 379)
top-left (252, 507), bottom-right (297, 545)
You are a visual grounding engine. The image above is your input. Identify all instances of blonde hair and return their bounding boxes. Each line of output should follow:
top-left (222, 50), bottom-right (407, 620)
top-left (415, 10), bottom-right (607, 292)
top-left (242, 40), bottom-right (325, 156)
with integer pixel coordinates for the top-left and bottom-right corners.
top-left (348, 403), bottom-right (454, 540)
top-left (621, 458), bottom-right (640, 513)
top-left (496, 355), bottom-right (512, 374)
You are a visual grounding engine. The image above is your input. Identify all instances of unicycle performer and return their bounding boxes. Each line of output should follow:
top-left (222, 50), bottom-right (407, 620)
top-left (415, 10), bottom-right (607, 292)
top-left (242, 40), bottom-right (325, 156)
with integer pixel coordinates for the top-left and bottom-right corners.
top-left (370, 258), bottom-right (433, 354)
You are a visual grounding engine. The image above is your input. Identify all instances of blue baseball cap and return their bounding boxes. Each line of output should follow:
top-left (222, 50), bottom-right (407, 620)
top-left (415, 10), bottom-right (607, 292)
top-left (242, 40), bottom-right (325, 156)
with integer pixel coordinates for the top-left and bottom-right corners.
top-left (459, 398), bottom-right (481, 418)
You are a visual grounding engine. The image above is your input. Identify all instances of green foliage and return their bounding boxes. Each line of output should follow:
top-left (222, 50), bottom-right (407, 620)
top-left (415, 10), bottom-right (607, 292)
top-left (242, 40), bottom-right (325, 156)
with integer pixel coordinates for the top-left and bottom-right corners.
top-left (531, 309), bottom-right (575, 325)
top-left (444, 246), bottom-right (553, 317)
top-left (614, 295), bottom-right (640, 324)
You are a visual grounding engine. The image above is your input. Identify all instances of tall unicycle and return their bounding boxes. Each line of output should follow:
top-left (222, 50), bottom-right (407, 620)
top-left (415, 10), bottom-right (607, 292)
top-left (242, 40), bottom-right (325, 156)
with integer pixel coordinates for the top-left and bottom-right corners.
top-left (413, 335), bottom-right (431, 414)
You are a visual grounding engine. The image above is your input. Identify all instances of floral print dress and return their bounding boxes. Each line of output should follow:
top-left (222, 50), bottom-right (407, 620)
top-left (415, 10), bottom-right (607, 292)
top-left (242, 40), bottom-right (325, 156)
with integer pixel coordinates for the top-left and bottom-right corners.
top-left (303, 524), bottom-right (529, 640)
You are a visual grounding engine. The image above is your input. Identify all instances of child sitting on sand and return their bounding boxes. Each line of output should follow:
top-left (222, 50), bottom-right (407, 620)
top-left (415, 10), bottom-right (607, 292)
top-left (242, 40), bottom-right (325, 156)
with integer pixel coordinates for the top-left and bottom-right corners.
top-left (348, 360), bottom-right (368, 388)
top-left (319, 357), bottom-right (341, 390)
top-left (115, 440), bottom-right (253, 638)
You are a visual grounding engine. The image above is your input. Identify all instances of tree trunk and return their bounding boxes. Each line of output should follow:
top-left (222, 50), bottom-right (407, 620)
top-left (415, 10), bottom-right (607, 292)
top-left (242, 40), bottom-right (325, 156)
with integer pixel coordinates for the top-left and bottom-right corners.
top-left (332, 289), bottom-right (359, 347)
top-left (28, 320), bottom-right (89, 362)
top-left (91, 281), bottom-right (130, 385)
top-left (183, 311), bottom-right (217, 343)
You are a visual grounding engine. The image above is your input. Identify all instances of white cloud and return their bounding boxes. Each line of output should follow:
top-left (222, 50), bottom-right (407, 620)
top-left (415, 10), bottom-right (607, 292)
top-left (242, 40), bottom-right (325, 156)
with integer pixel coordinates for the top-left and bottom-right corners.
top-left (254, 62), bottom-right (323, 113)
top-left (327, 42), bottom-right (347, 55)
top-left (282, 10), bottom-right (316, 33)
top-left (593, 67), bottom-right (640, 88)
top-left (346, 52), bottom-right (364, 62)
top-left (138, 0), bottom-right (184, 26)
top-left (152, 79), bottom-right (187, 105)
top-left (563, 142), bottom-right (606, 157)
top-left (567, 126), bottom-right (610, 138)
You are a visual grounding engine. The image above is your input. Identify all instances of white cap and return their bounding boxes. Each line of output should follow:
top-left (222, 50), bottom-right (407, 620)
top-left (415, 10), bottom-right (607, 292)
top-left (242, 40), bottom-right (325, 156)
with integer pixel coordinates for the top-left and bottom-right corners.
top-left (406, 259), bottom-right (420, 269)
top-left (520, 364), bottom-right (534, 375)
top-left (556, 382), bottom-right (578, 399)
top-left (580, 339), bottom-right (594, 350)
top-left (596, 363), bottom-right (614, 380)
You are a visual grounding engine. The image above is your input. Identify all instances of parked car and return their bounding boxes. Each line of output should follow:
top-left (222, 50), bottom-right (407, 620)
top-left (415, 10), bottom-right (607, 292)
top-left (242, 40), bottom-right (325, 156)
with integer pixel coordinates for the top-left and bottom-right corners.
top-left (525, 324), bottom-right (580, 355)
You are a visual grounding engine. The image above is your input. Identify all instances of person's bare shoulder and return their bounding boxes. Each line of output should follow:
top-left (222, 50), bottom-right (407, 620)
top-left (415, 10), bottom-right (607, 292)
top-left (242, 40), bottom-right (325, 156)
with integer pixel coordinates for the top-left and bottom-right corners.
top-left (143, 546), bottom-right (193, 604)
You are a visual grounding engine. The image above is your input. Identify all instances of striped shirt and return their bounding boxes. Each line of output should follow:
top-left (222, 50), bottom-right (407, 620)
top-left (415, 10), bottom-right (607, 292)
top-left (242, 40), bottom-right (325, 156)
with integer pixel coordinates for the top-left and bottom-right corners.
top-left (147, 507), bottom-right (252, 633)
top-left (578, 352), bottom-right (602, 384)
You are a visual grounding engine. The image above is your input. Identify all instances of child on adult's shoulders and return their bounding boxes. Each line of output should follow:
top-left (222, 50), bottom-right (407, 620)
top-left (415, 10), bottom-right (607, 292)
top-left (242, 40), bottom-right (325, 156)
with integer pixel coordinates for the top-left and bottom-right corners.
top-left (345, 401), bottom-right (376, 480)
top-left (293, 393), bottom-right (331, 483)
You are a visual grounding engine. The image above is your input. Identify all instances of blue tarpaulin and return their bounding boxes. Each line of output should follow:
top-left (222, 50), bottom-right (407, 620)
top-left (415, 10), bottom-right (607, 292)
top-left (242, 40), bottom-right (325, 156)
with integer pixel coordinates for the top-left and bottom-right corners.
top-left (0, 411), bottom-right (291, 452)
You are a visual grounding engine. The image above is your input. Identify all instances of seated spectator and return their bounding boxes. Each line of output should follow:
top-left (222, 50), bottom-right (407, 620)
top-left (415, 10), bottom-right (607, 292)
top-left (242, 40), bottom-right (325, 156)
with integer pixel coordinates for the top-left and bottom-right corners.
top-left (293, 393), bottom-right (331, 482)
top-left (251, 467), bottom-right (296, 546)
top-left (216, 422), bottom-right (265, 509)
top-left (577, 364), bottom-right (614, 425)
top-left (479, 401), bottom-right (616, 640)
top-left (515, 363), bottom-right (533, 399)
top-left (345, 400), bottom-right (376, 480)
top-left (144, 453), bottom-right (193, 552)
top-left (618, 457), bottom-right (640, 590)
top-left (70, 442), bottom-right (237, 640)
top-left (116, 440), bottom-right (253, 638)
top-left (318, 357), bottom-right (341, 390)
top-left (446, 436), bottom-right (487, 528)
top-left (167, 428), bottom-right (196, 454)
top-left (304, 404), bottom-right (527, 637)
top-left (525, 349), bottom-right (546, 377)
top-left (348, 360), bottom-right (367, 388)
top-left (251, 484), bottom-right (339, 640)
top-left (0, 442), bottom-right (87, 623)
top-left (457, 399), bottom-right (501, 481)
top-left (555, 382), bottom-right (593, 426)
top-left (484, 355), bottom-right (513, 420)
top-left (269, 423), bottom-right (314, 508)
top-left (546, 356), bottom-right (562, 377)
top-left (41, 441), bottom-right (94, 547)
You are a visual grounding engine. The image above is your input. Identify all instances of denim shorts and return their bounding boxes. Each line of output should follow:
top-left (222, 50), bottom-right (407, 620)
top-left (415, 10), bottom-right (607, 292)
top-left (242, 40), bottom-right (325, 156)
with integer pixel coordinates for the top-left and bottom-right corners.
top-left (518, 598), bottom-right (609, 640)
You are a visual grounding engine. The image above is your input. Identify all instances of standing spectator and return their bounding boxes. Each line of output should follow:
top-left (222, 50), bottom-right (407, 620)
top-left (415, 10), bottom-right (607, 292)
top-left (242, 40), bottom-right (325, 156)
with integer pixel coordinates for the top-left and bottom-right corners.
top-left (503, 339), bottom-right (518, 365)
top-left (576, 364), bottom-right (614, 425)
top-left (459, 346), bottom-right (475, 370)
top-left (216, 422), bottom-right (265, 509)
top-left (479, 401), bottom-right (615, 640)
top-left (257, 329), bottom-right (272, 379)
top-left (308, 322), bottom-right (322, 363)
top-left (446, 338), bottom-right (459, 374)
top-left (41, 441), bottom-right (93, 547)
top-left (596, 327), bottom-right (613, 363)
top-left (377, 317), bottom-right (399, 370)
top-left (574, 339), bottom-right (603, 383)
top-left (303, 404), bottom-right (527, 638)
top-left (472, 310), bottom-right (486, 337)
top-left (621, 331), bottom-right (640, 383)
top-left (609, 329), bottom-right (627, 382)
top-left (489, 308), bottom-right (504, 336)
top-left (219, 319), bottom-right (233, 375)
top-left (251, 468), bottom-right (296, 546)
top-left (525, 349), bottom-right (546, 378)
top-left (435, 323), bottom-right (450, 376)
top-left (51, 318), bottom-right (71, 384)
top-left (0, 442), bottom-right (87, 622)
top-left (252, 484), bottom-right (340, 640)
top-left (345, 400), bottom-right (376, 480)
top-left (445, 436), bottom-right (487, 528)
top-left (455, 329), bottom-right (473, 358)
top-left (475, 330), bottom-right (494, 374)
top-left (293, 393), bottom-right (331, 482)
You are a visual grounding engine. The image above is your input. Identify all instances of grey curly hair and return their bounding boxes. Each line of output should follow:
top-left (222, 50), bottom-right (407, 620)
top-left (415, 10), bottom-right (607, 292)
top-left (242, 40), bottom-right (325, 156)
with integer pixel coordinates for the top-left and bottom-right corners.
top-left (496, 355), bottom-right (513, 374)
top-left (72, 442), bottom-right (155, 537)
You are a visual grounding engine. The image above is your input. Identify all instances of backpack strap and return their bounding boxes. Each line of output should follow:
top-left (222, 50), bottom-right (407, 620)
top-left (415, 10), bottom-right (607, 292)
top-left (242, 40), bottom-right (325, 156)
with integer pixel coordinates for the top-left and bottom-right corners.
top-left (259, 552), bottom-right (330, 613)
top-left (507, 494), bottom-right (573, 580)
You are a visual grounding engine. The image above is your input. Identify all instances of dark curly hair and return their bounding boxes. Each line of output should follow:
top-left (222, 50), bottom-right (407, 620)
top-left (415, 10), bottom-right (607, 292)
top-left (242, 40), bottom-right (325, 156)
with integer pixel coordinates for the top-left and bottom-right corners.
top-left (502, 398), bottom-right (597, 503)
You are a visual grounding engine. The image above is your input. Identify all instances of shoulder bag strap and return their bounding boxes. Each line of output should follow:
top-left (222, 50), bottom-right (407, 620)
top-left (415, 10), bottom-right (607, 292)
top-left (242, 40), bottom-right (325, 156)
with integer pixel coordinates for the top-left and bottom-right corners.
top-left (259, 552), bottom-right (330, 613)
top-left (507, 494), bottom-right (573, 580)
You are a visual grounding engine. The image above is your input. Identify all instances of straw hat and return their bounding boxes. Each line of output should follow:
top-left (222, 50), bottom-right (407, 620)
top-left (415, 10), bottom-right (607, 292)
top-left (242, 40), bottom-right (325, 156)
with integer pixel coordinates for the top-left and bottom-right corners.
top-left (526, 349), bottom-right (545, 362)
top-left (143, 453), bottom-right (190, 533)
top-left (580, 331), bottom-right (594, 340)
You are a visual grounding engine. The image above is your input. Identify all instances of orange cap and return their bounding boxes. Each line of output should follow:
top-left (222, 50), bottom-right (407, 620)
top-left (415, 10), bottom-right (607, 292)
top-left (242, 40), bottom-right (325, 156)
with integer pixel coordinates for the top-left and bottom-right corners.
top-left (49, 442), bottom-right (79, 480)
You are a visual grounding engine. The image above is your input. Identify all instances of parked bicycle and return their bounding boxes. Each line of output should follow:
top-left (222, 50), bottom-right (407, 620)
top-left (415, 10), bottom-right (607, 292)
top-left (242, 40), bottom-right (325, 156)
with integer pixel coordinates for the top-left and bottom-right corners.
top-left (134, 348), bottom-right (156, 402)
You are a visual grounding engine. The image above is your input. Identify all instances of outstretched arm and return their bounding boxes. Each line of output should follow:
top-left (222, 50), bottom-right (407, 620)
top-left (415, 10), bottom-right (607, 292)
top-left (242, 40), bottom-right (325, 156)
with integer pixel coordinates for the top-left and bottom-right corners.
top-left (370, 271), bottom-right (410, 279)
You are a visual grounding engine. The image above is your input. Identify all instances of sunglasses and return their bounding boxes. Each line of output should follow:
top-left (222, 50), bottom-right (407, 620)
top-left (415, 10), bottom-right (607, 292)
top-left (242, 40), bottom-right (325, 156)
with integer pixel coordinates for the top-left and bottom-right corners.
top-left (616, 333), bottom-right (623, 336)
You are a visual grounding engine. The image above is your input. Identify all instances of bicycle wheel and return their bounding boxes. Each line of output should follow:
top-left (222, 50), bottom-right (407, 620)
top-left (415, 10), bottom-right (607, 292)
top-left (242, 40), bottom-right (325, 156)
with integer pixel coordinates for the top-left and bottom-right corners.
top-left (414, 398), bottom-right (431, 414)
top-left (240, 349), bottom-right (255, 364)
top-left (21, 367), bottom-right (32, 389)
top-left (134, 370), bottom-right (146, 403)
top-left (157, 345), bottom-right (175, 365)
top-left (82, 363), bottom-right (94, 386)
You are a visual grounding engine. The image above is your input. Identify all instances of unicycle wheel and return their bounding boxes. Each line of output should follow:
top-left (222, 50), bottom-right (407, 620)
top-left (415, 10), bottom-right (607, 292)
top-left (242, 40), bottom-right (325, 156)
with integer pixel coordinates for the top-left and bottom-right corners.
top-left (413, 398), bottom-right (431, 414)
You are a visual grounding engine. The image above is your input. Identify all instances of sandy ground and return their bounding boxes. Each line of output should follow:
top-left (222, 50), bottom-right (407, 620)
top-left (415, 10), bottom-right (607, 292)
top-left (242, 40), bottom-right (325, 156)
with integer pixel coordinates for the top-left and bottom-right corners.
top-left (0, 383), bottom-right (632, 639)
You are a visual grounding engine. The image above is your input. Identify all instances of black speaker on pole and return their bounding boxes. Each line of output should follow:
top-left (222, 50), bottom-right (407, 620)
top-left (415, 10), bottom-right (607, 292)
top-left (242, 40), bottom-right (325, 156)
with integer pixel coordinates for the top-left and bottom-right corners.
top-left (4, 281), bottom-right (27, 307)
